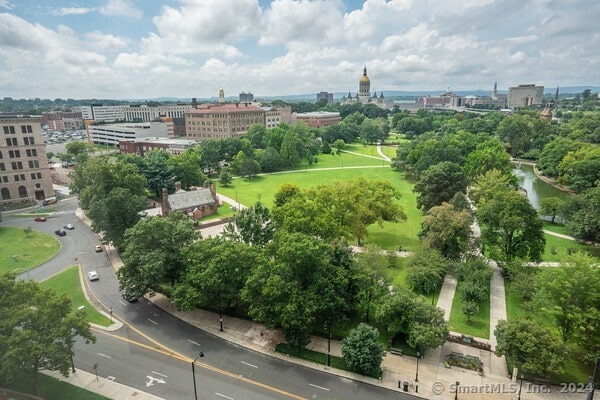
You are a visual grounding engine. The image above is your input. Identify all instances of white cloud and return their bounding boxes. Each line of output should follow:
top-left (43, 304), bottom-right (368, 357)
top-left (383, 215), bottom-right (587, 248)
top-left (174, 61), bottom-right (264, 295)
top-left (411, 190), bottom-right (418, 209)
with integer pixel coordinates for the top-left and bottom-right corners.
top-left (0, 0), bottom-right (13, 9)
top-left (99, 0), bottom-right (143, 19)
top-left (53, 7), bottom-right (94, 16)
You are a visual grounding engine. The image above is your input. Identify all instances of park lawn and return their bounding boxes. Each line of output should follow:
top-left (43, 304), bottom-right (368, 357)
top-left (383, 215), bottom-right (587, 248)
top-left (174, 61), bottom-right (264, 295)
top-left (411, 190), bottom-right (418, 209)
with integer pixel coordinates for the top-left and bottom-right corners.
top-left (504, 283), bottom-right (592, 383)
top-left (379, 145), bottom-right (397, 159)
top-left (542, 233), bottom-right (588, 262)
top-left (41, 266), bottom-right (112, 327)
top-left (7, 370), bottom-right (110, 400)
top-left (218, 167), bottom-right (421, 251)
top-left (293, 150), bottom-right (387, 171)
top-left (0, 226), bottom-right (61, 275)
top-left (199, 202), bottom-right (236, 221)
top-left (345, 143), bottom-right (382, 157)
top-left (448, 286), bottom-right (490, 339)
top-left (542, 221), bottom-right (571, 236)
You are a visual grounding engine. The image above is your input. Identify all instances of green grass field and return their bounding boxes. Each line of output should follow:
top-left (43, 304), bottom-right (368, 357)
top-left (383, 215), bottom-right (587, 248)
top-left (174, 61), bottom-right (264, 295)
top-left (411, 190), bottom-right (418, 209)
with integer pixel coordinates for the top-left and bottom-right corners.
top-left (0, 226), bottom-right (61, 275)
top-left (6, 370), bottom-right (110, 400)
top-left (41, 266), bottom-right (112, 327)
top-left (542, 233), bottom-right (588, 262)
top-left (218, 167), bottom-right (422, 251)
top-left (448, 286), bottom-right (490, 339)
top-left (344, 143), bottom-right (383, 157)
top-left (379, 145), bottom-right (398, 159)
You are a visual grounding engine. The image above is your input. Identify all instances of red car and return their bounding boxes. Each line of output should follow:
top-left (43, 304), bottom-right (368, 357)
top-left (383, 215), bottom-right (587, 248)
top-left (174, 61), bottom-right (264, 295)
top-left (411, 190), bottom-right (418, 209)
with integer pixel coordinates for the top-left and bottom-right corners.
top-left (34, 216), bottom-right (47, 222)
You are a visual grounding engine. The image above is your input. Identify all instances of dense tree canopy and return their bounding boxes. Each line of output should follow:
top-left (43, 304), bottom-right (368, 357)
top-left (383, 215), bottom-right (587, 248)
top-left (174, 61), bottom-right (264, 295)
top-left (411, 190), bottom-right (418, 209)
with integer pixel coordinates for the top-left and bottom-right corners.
top-left (341, 323), bottom-right (384, 376)
top-left (413, 161), bottom-right (468, 211)
top-left (477, 190), bottom-right (545, 262)
top-left (420, 202), bottom-right (472, 259)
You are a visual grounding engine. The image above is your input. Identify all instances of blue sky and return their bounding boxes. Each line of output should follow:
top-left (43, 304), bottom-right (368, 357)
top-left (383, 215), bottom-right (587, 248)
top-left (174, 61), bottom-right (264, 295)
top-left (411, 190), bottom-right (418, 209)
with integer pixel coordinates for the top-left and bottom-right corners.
top-left (0, 0), bottom-right (598, 99)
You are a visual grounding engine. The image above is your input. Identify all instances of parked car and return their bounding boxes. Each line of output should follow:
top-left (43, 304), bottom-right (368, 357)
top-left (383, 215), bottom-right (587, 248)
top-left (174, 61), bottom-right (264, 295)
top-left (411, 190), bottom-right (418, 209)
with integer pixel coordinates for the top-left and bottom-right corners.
top-left (87, 271), bottom-right (99, 281)
top-left (94, 245), bottom-right (103, 252)
top-left (54, 229), bottom-right (66, 236)
top-left (34, 216), bottom-right (47, 222)
top-left (63, 223), bottom-right (74, 230)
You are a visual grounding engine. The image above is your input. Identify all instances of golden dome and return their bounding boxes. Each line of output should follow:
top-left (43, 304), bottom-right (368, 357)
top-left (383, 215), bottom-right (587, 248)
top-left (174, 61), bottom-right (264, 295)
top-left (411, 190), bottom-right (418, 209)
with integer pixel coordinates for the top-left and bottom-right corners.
top-left (360, 75), bottom-right (370, 83)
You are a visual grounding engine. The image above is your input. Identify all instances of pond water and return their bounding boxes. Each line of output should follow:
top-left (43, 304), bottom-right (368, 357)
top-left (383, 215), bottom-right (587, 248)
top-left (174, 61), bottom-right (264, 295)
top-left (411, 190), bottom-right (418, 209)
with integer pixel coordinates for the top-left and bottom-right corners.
top-left (512, 163), bottom-right (572, 210)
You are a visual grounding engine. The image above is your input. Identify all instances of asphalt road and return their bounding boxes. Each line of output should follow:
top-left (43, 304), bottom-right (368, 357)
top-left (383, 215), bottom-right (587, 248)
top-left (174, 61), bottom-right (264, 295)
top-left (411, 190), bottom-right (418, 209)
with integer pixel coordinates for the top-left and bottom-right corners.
top-left (4, 200), bottom-right (417, 400)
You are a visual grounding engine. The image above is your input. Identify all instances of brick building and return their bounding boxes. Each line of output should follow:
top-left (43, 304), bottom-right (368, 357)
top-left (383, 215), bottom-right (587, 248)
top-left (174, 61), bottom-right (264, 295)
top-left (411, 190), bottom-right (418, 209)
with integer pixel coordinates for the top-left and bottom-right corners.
top-left (185, 103), bottom-right (264, 141)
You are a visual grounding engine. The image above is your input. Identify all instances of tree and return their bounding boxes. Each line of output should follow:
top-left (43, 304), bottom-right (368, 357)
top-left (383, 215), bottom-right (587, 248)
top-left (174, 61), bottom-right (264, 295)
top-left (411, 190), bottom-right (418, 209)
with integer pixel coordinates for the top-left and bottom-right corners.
top-left (119, 212), bottom-right (199, 295)
top-left (359, 118), bottom-right (385, 144)
top-left (495, 115), bottom-right (532, 157)
top-left (333, 139), bottom-right (346, 155)
top-left (406, 247), bottom-right (448, 294)
top-left (273, 183), bottom-right (300, 207)
top-left (495, 318), bottom-right (566, 377)
top-left (272, 177), bottom-right (406, 245)
top-left (219, 168), bottom-right (233, 187)
top-left (0, 275), bottom-right (95, 394)
top-left (461, 300), bottom-right (479, 322)
top-left (70, 157), bottom-right (148, 210)
top-left (46, 151), bottom-right (55, 160)
top-left (538, 138), bottom-right (585, 177)
top-left (168, 148), bottom-right (206, 190)
top-left (564, 186), bottom-right (600, 242)
top-left (376, 290), bottom-right (416, 336)
top-left (172, 238), bottom-right (264, 323)
top-left (420, 202), bottom-right (472, 259)
top-left (280, 131), bottom-right (305, 167)
top-left (354, 244), bottom-right (389, 323)
top-left (242, 232), bottom-right (348, 348)
top-left (534, 254), bottom-right (600, 344)
top-left (142, 149), bottom-right (176, 197)
top-left (408, 299), bottom-right (448, 349)
top-left (341, 323), bottom-right (384, 376)
top-left (477, 190), bottom-right (545, 261)
top-left (463, 138), bottom-right (512, 180)
top-left (539, 197), bottom-right (565, 223)
top-left (469, 169), bottom-right (518, 206)
top-left (232, 151), bottom-right (261, 179)
top-left (65, 141), bottom-right (92, 164)
top-left (557, 145), bottom-right (600, 192)
top-left (413, 161), bottom-right (468, 211)
top-left (321, 141), bottom-right (332, 154)
top-left (223, 201), bottom-right (274, 247)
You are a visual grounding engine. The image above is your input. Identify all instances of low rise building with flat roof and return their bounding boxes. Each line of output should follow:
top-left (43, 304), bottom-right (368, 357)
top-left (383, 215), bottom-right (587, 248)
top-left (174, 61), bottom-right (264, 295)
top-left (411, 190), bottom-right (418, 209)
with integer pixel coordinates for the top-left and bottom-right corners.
top-left (293, 111), bottom-right (341, 128)
top-left (119, 137), bottom-right (196, 157)
top-left (87, 121), bottom-right (170, 147)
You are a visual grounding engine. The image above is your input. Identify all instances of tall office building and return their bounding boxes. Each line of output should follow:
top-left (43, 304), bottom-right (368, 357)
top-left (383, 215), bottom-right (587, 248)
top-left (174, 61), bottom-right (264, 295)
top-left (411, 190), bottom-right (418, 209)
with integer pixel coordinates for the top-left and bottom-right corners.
top-left (507, 84), bottom-right (544, 108)
top-left (0, 115), bottom-right (54, 206)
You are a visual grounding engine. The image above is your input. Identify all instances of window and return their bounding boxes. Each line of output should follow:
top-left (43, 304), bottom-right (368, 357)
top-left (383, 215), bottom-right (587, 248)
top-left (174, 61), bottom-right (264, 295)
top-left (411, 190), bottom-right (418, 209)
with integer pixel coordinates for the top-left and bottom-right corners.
top-left (31, 173), bottom-right (36, 179)
top-left (0, 163), bottom-right (4, 171)
top-left (26, 149), bottom-right (37, 157)
top-left (18, 186), bottom-right (27, 198)
top-left (28, 160), bottom-right (39, 168)
top-left (37, 172), bottom-right (42, 179)
top-left (5, 138), bottom-right (17, 146)
top-left (1, 187), bottom-right (10, 200)
top-left (0, 151), bottom-right (2, 159)
top-left (3, 126), bottom-right (15, 134)
top-left (14, 174), bottom-right (20, 181)
top-left (11, 161), bottom-right (23, 170)
top-left (24, 137), bottom-right (35, 145)
top-left (9, 150), bottom-right (20, 158)
top-left (20, 125), bottom-right (32, 133)
top-left (2, 176), bottom-right (8, 183)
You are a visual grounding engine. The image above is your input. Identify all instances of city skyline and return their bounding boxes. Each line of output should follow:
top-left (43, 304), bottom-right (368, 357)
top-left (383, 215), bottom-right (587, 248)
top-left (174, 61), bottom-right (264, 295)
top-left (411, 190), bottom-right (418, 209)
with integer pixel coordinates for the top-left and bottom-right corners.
top-left (1, 0), bottom-right (599, 100)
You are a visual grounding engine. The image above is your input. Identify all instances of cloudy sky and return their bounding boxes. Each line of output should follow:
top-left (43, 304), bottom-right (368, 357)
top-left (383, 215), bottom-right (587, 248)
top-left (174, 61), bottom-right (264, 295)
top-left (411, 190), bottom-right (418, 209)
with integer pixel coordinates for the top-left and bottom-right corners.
top-left (0, 0), bottom-right (598, 100)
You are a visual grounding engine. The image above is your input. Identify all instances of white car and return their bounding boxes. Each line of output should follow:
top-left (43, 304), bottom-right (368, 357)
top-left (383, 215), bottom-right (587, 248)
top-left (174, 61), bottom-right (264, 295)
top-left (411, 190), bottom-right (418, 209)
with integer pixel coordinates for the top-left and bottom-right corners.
top-left (87, 271), bottom-right (99, 281)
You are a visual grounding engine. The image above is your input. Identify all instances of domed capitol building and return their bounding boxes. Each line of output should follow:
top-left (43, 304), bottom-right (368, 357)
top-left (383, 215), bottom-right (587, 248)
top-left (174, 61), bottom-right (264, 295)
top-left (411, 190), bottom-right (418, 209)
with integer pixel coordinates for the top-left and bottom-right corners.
top-left (341, 65), bottom-right (392, 109)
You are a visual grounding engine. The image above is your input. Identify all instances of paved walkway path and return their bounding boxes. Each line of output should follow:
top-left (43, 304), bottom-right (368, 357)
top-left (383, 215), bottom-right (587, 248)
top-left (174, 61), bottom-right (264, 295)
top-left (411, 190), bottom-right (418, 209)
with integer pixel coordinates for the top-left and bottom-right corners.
top-left (376, 142), bottom-right (392, 162)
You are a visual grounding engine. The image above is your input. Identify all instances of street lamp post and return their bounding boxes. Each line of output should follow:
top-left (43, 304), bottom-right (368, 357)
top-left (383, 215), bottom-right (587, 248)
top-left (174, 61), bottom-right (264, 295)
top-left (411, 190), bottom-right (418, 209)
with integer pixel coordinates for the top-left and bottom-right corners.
top-left (192, 351), bottom-right (204, 400)
top-left (518, 374), bottom-right (524, 400)
top-left (587, 356), bottom-right (599, 400)
top-left (415, 351), bottom-right (420, 392)
top-left (325, 319), bottom-right (332, 367)
top-left (455, 381), bottom-right (460, 400)
top-left (218, 293), bottom-right (223, 332)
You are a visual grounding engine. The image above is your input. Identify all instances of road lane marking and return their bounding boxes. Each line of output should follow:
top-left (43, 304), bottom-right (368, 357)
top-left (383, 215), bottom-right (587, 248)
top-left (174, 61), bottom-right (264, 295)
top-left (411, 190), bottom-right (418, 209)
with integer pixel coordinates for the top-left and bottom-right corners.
top-left (92, 328), bottom-right (306, 400)
top-left (241, 361), bottom-right (258, 368)
top-left (152, 371), bottom-right (168, 378)
top-left (146, 375), bottom-right (166, 387)
top-left (309, 383), bottom-right (330, 391)
top-left (187, 339), bottom-right (201, 346)
top-left (97, 352), bottom-right (112, 359)
top-left (147, 318), bottom-right (158, 325)
top-left (119, 300), bottom-right (127, 306)
top-left (215, 393), bottom-right (234, 400)
top-left (107, 376), bottom-right (116, 381)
